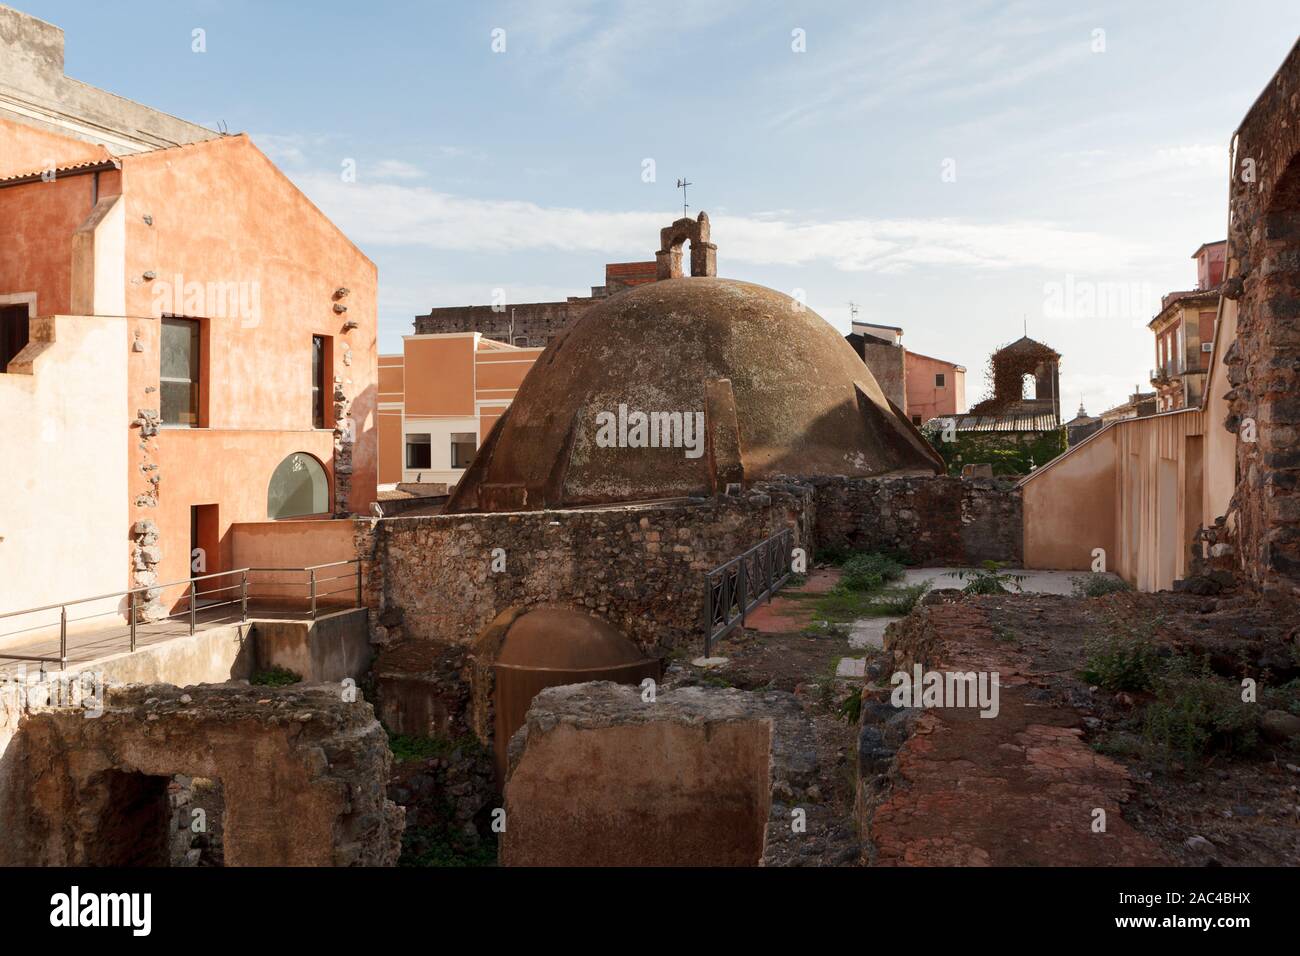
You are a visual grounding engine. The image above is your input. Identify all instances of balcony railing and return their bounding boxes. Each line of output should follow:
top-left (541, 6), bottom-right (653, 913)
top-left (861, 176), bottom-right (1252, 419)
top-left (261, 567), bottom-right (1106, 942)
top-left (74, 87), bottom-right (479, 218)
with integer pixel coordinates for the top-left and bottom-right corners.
top-left (0, 560), bottom-right (362, 669)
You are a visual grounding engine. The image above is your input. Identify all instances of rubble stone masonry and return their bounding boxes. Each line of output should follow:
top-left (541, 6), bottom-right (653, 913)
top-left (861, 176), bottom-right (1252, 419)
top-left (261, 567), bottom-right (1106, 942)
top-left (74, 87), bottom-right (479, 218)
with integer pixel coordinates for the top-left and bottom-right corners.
top-left (1227, 39), bottom-right (1300, 592)
top-left (808, 475), bottom-right (1023, 566)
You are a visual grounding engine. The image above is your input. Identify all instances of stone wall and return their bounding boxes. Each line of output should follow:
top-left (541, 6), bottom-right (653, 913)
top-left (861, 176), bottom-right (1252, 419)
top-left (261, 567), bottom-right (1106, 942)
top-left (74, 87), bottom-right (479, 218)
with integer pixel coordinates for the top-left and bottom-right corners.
top-left (807, 475), bottom-right (1023, 566)
top-left (414, 299), bottom-right (593, 349)
top-left (357, 483), bottom-right (815, 656)
top-left (1225, 41), bottom-right (1300, 593)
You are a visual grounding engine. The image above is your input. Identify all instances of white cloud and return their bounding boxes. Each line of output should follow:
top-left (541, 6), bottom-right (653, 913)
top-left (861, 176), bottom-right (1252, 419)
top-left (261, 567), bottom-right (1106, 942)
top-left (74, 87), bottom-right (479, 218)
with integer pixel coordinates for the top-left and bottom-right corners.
top-left (370, 159), bottom-right (425, 181)
top-left (296, 173), bottom-right (1157, 276)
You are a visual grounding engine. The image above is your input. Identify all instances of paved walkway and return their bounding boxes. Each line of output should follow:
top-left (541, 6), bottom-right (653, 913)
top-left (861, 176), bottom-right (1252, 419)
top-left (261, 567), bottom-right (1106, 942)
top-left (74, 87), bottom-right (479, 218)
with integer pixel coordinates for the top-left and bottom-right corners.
top-left (0, 604), bottom-right (327, 675)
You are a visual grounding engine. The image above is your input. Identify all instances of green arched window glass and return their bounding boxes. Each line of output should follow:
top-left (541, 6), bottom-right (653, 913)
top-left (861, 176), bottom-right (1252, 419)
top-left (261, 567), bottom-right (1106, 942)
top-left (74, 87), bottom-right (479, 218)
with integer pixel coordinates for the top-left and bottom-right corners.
top-left (267, 453), bottom-right (329, 519)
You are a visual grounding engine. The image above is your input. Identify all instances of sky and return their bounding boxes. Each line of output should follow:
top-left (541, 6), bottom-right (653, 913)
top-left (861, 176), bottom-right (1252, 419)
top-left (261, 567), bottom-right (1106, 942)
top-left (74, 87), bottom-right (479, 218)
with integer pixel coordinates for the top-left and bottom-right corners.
top-left (22, 0), bottom-right (1300, 414)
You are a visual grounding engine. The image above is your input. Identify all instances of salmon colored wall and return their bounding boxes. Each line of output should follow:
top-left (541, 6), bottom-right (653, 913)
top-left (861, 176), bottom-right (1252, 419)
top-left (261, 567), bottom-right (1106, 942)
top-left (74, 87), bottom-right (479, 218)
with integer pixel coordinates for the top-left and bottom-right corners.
top-left (905, 351), bottom-right (964, 421)
top-left (377, 408), bottom-right (403, 484)
top-left (0, 172), bottom-right (99, 316)
top-left (115, 135), bottom-right (377, 600)
top-left (0, 116), bottom-right (108, 178)
top-left (404, 336), bottom-right (475, 417)
top-left (1022, 409), bottom-right (1207, 590)
top-left (474, 348), bottom-right (540, 398)
top-left (229, 519), bottom-right (357, 571)
top-left (378, 356), bottom-right (403, 402)
top-left (1021, 427), bottom-right (1117, 571)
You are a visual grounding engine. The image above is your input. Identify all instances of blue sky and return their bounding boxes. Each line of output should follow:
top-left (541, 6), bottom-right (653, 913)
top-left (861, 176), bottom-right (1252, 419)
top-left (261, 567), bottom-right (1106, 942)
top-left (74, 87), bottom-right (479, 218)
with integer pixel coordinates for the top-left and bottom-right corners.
top-left (23, 0), bottom-right (1300, 413)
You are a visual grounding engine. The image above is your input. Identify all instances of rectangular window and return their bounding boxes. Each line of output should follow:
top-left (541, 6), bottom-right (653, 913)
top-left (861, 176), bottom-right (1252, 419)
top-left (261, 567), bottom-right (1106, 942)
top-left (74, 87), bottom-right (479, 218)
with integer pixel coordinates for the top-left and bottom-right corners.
top-left (160, 317), bottom-right (200, 426)
top-left (312, 335), bottom-right (326, 429)
top-left (935, 373), bottom-right (946, 388)
top-left (451, 432), bottom-right (477, 469)
top-left (405, 433), bottom-right (432, 469)
top-left (0, 305), bottom-right (29, 373)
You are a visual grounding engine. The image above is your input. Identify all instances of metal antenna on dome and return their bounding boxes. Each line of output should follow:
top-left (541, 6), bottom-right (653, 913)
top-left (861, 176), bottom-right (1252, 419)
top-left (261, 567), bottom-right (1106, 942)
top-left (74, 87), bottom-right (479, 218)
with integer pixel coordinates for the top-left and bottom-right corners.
top-left (676, 178), bottom-right (692, 219)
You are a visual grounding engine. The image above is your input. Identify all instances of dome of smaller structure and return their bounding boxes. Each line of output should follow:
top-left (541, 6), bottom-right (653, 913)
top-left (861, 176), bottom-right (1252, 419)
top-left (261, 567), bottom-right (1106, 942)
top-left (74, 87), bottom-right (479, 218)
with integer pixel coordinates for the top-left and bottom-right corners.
top-left (493, 606), bottom-right (646, 670)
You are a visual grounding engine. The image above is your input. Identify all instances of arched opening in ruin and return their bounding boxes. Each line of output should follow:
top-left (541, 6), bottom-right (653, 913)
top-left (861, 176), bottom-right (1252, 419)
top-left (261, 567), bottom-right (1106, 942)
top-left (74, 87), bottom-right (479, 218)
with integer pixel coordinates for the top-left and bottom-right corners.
top-left (77, 770), bottom-right (225, 867)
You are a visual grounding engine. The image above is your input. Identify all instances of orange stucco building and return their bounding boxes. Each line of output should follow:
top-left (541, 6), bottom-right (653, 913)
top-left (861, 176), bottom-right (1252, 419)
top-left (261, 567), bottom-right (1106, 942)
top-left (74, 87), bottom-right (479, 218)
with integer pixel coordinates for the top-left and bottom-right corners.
top-left (0, 119), bottom-right (377, 626)
top-left (379, 334), bottom-right (541, 487)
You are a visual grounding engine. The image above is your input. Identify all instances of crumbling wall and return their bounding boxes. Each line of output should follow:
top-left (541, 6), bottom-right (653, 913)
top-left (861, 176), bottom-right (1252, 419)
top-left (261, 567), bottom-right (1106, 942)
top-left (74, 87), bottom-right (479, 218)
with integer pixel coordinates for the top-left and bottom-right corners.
top-left (1225, 39), bottom-right (1300, 593)
top-left (0, 683), bottom-right (403, 866)
top-left (809, 475), bottom-right (1023, 565)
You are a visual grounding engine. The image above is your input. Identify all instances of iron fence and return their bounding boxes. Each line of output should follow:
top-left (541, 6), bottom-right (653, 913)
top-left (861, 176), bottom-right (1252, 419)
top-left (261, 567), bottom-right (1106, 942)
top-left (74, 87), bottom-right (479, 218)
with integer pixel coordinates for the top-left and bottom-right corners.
top-left (0, 560), bottom-right (362, 669)
top-left (703, 527), bottom-right (793, 656)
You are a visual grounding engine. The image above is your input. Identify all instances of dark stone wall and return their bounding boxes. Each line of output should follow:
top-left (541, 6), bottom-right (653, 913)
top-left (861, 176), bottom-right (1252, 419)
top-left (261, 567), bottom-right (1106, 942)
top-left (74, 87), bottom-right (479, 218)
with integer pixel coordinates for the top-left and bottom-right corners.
top-left (808, 475), bottom-right (1023, 566)
top-left (1226, 40), bottom-right (1300, 592)
top-left (413, 299), bottom-right (594, 348)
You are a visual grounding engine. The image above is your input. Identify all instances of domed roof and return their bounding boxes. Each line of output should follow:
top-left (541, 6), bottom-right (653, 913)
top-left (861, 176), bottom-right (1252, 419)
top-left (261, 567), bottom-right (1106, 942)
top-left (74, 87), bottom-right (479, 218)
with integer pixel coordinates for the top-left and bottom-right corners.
top-left (482, 606), bottom-right (647, 670)
top-left (447, 277), bottom-right (941, 512)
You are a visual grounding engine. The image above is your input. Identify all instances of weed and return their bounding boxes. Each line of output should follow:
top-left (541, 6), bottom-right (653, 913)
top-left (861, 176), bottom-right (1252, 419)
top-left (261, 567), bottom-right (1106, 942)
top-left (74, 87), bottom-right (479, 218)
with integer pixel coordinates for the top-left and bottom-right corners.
top-left (1080, 617), bottom-right (1160, 692)
top-left (836, 685), bottom-right (863, 723)
top-left (839, 553), bottom-right (905, 592)
top-left (945, 560), bottom-right (1026, 595)
top-left (1142, 658), bottom-right (1259, 763)
top-left (387, 731), bottom-right (484, 763)
top-left (1070, 573), bottom-right (1134, 598)
top-left (250, 666), bottom-right (302, 687)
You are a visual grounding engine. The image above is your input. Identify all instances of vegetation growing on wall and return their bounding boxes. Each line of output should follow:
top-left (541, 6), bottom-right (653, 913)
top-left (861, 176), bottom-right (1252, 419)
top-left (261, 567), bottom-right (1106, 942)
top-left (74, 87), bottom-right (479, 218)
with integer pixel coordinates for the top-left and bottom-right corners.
top-left (921, 423), bottom-right (1066, 476)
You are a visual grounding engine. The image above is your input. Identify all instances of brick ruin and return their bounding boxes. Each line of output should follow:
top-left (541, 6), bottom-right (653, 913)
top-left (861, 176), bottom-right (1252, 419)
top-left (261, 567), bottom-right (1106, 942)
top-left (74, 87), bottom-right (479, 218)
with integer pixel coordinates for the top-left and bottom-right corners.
top-left (1225, 38), bottom-right (1300, 593)
top-left (358, 475), bottom-right (1021, 744)
top-left (413, 261), bottom-right (660, 348)
top-left (0, 682), bottom-right (403, 866)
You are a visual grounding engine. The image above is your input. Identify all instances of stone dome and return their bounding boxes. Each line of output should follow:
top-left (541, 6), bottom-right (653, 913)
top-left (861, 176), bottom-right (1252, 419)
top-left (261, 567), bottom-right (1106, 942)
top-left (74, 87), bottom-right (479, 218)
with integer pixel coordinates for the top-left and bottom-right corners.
top-left (492, 607), bottom-right (647, 670)
top-left (447, 277), bottom-right (941, 512)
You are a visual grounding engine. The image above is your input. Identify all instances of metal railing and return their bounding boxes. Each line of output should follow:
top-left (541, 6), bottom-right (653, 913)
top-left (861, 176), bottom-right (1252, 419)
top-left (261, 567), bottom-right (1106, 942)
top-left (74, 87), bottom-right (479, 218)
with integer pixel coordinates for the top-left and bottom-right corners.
top-left (703, 528), bottom-right (793, 657)
top-left (0, 560), bottom-right (362, 669)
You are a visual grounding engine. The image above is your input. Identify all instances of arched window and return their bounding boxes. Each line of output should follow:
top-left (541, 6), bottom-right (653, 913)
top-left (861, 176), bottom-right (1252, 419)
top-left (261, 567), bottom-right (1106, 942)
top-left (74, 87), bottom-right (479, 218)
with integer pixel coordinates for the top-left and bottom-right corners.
top-left (267, 453), bottom-right (329, 519)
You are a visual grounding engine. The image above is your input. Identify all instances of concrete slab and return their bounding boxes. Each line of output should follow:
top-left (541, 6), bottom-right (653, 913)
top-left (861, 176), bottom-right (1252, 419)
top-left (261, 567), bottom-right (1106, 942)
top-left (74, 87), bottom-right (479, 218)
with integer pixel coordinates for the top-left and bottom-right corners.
top-left (836, 657), bottom-right (866, 678)
top-left (849, 617), bottom-right (898, 650)
top-left (901, 567), bottom-right (1106, 596)
top-left (692, 657), bottom-right (729, 668)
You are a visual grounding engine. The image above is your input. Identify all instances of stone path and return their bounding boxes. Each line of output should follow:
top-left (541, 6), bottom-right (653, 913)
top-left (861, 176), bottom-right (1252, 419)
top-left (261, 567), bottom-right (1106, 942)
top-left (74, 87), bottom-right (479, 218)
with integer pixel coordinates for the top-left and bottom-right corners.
top-left (865, 601), bottom-right (1171, 866)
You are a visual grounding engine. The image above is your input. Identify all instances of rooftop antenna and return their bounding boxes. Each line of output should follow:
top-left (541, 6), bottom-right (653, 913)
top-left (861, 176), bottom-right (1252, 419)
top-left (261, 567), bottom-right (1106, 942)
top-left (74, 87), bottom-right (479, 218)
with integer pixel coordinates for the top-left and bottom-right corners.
top-left (1023, 314), bottom-right (1027, 337)
top-left (848, 300), bottom-right (859, 324)
top-left (676, 177), bottom-right (692, 219)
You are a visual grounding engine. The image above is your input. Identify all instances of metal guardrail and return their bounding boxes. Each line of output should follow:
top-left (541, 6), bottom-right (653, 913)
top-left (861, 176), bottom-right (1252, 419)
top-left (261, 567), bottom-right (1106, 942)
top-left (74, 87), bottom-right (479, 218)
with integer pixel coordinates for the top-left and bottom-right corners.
top-left (703, 528), bottom-right (793, 657)
top-left (0, 560), bottom-right (362, 669)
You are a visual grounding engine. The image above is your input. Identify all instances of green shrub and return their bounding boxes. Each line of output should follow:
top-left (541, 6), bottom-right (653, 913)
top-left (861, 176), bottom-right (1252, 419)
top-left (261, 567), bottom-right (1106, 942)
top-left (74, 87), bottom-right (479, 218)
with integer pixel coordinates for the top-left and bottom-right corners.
top-left (1070, 573), bottom-right (1134, 598)
top-left (839, 553), bottom-right (905, 592)
top-left (1142, 659), bottom-right (1259, 762)
top-left (869, 583), bottom-right (930, 615)
top-left (250, 666), bottom-right (302, 687)
top-left (1080, 623), bottom-right (1160, 692)
top-left (387, 731), bottom-right (484, 763)
top-left (945, 561), bottom-right (1026, 595)
top-left (836, 686), bottom-right (863, 723)
top-left (817, 545), bottom-right (854, 566)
